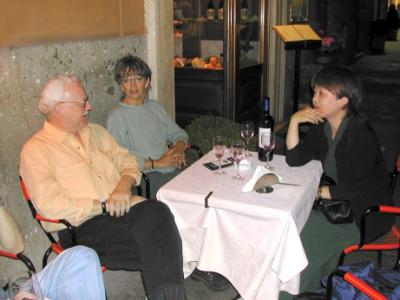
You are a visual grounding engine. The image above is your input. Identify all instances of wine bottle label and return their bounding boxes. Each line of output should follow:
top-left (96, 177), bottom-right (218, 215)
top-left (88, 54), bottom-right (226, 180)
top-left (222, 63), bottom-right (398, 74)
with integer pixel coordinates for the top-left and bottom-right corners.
top-left (218, 8), bottom-right (223, 20)
top-left (258, 128), bottom-right (271, 147)
top-left (207, 9), bottom-right (215, 20)
top-left (241, 8), bottom-right (248, 20)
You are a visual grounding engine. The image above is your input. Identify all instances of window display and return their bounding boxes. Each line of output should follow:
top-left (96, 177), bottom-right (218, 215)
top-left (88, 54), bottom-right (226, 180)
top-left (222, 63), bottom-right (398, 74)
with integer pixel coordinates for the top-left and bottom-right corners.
top-left (173, 0), bottom-right (266, 127)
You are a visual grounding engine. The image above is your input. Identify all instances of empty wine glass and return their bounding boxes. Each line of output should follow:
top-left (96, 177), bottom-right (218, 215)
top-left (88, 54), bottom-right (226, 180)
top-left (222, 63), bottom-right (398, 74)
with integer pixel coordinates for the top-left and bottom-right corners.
top-left (230, 140), bottom-right (245, 180)
top-left (212, 136), bottom-right (226, 175)
top-left (8, 271), bottom-right (43, 300)
top-left (260, 132), bottom-right (275, 170)
top-left (240, 121), bottom-right (255, 158)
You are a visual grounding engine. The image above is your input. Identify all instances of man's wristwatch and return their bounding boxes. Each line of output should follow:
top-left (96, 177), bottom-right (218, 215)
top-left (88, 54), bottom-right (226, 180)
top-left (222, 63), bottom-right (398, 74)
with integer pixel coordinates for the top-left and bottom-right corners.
top-left (100, 197), bottom-right (107, 215)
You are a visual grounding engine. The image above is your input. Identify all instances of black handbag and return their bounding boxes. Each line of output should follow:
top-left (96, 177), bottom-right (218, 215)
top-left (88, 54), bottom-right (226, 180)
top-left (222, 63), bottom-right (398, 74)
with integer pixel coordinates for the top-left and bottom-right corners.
top-left (313, 174), bottom-right (354, 224)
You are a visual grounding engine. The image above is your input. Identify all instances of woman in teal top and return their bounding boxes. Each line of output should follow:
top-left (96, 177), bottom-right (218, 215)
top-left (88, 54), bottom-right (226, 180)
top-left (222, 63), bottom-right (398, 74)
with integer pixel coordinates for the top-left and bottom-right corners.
top-left (107, 55), bottom-right (230, 291)
top-left (107, 55), bottom-right (188, 199)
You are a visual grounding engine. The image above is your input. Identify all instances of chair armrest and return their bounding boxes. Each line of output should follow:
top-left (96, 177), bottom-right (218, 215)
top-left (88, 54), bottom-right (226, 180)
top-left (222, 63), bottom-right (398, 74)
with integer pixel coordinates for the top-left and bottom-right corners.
top-left (186, 144), bottom-right (203, 158)
top-left (34, 215), bottom-right (77, 246)
top-left (327, 269), bottom-right (387, 300)
top-left (0, 250), bottom-right (36, 273)
top-left (132, 173), bottom-right (150, 199)
top-left (142, 173), bottom-right (150, 199)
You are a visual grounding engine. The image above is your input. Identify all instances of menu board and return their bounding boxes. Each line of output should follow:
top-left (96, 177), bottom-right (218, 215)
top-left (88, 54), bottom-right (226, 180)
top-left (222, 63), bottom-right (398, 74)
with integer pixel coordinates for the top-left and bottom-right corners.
top-left (272, 24), bottom-right (321, 43)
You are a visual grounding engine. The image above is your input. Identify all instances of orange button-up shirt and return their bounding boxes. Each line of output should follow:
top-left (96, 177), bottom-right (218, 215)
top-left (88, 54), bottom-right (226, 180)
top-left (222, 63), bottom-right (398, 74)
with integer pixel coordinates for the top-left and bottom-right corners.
top-left (20, 121), bottom-right (142, 232)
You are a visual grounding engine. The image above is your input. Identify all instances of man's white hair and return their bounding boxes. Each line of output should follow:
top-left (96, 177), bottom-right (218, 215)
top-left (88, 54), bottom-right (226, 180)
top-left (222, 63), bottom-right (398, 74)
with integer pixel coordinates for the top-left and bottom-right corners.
top-left (38, 75), bottom-right (79, 115)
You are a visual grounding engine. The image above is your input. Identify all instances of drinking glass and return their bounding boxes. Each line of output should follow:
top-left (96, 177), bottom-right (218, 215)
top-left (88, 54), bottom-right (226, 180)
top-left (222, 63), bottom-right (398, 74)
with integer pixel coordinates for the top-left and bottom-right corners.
top-left (230, 140), bottom-right (245, 180)
top-left (212, 136), bottom-right (226, 175)
top-left (240, 121), bottom-right (255, 158)
top-left (261, 132), bottom-right (275, 170)
top-left (8, 271), bottom-right (43, 300)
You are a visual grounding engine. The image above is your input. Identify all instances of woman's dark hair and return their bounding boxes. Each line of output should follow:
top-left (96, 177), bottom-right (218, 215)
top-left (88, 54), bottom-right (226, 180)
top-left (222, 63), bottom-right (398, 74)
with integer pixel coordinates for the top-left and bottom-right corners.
top-left (114, 54), bottom-right (152, 84)
top-left (311, 65), bottom-right (362, 116)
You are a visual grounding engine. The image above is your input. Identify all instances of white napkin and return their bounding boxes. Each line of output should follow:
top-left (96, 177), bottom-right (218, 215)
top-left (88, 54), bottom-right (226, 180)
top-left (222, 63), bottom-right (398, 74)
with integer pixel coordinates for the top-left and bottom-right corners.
top-left (241, 165), bottom-right (282, 192)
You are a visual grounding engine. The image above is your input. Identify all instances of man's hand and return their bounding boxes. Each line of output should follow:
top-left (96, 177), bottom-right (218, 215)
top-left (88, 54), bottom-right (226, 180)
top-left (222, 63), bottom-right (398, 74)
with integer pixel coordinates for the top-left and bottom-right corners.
top-left (107, 175), bottom-right (135, 217)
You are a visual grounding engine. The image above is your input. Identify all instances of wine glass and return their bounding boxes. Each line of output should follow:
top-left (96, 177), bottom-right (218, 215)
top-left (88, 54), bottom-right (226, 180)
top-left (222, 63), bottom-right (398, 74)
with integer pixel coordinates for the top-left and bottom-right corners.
top-left (260, 132), bottom-right (275, 170)
top-left (212, 136), bottom-right (226, 175)
top-left (240, 121), bottom-right (255, 158)
top-left (230, 140), bottom-right (245, 180)
top-left (8, 271), bottom-right (43, 300)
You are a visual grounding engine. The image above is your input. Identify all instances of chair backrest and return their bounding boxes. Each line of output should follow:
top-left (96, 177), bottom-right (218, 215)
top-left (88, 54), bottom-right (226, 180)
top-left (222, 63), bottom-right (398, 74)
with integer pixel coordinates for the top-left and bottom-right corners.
top-left (19, 175), bottom-right (75, 268)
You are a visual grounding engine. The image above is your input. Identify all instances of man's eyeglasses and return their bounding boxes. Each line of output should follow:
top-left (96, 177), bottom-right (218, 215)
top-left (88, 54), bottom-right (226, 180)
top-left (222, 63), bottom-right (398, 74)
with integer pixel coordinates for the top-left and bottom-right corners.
top-left (59, 98), bottom-right (89, 108)
top-left (122, 75), bottom-right (145, 83)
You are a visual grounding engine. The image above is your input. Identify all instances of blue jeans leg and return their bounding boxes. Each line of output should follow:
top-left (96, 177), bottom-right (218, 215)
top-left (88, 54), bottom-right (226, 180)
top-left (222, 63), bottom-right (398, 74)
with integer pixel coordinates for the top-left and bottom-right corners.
top-left (37, 246), bottom-right (106, 300)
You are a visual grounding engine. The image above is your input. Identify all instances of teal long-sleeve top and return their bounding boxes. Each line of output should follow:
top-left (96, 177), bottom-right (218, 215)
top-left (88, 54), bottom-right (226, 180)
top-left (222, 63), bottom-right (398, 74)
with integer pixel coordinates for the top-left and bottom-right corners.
top-left (106, 100), bottom-right (188, 173)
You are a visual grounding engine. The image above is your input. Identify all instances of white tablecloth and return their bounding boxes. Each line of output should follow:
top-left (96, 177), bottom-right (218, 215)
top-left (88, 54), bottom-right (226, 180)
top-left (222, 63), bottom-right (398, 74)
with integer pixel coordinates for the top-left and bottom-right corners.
top-left (157, 152), bottom-right (323, 300)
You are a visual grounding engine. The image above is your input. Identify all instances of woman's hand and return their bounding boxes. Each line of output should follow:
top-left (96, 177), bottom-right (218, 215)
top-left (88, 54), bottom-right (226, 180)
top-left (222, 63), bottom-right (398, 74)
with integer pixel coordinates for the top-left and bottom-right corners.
top-left (286, 107), bottom-right (324, 150)
top-left (170, 141), bottom-right (186, 168)
top-left (155, 148), bottom-right (184, 169)
top-left (155, 141), bottom-right (186, 169)
top-left (291, 107), bottom-right (324, 125)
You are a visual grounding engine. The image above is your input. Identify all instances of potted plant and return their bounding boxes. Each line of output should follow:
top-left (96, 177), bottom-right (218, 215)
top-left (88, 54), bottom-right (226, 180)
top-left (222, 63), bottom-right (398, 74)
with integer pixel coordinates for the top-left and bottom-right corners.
top-left (315, 34), bottom-right (344, 65)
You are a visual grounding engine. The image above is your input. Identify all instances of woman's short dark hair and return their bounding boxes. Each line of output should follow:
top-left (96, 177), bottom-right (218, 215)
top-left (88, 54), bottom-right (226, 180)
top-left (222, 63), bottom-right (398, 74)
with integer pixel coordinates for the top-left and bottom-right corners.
top-left (114, 54), bottom-right (152, 85)
top-left (311, 65), bottom-right (362, 116)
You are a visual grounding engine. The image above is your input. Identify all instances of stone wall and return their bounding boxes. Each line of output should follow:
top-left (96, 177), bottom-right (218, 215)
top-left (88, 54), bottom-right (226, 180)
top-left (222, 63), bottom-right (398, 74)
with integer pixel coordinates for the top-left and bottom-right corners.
top-left (0, 36), bottom-right (146, 281)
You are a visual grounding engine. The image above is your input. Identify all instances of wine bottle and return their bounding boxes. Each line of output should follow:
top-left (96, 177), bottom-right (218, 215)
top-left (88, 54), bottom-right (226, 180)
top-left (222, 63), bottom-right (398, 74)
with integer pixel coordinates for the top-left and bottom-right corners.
top-left (240, 0), bottom-right (248, 21)
top-left (175, 0), bottom-right (183, 20)
top-left (258, 97), bottom-right (275, 161)
top-left (218, 0), bottom-right (224, 20)
top-left (207, 0), bottom-right (215, 20)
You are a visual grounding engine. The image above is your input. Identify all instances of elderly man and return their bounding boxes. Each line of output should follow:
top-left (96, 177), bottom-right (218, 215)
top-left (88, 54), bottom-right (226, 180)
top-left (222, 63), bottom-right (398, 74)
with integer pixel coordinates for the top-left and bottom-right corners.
top-left (20, 75), bottom-right (186, 300)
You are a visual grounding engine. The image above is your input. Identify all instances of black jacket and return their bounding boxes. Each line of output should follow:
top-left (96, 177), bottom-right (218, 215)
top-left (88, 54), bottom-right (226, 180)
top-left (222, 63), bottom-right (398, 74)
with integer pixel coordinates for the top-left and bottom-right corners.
top-left (286, 116), bottom-right (394, 242)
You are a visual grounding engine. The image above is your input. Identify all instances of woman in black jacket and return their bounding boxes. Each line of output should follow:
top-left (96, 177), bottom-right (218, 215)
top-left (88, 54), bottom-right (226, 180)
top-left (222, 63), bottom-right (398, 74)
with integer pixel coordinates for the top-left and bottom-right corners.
top-left (284, 65), bottom-right (394, 293)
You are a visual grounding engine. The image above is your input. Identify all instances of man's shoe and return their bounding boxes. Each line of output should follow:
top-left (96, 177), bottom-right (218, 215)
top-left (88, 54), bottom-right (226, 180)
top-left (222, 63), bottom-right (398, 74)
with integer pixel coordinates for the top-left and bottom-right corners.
top-left (190, 268), bottom-right (230, 291)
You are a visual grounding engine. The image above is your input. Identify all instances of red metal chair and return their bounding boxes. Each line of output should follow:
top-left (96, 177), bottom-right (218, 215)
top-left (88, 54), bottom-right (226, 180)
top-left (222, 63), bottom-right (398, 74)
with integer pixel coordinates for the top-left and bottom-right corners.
top-left (19, 173), bottom-right (150, 272)
top-left (327, 205), bottom-right (400, 299)
top-left (337, 206), bottom-right (400, 269)
top-left (19, 176), bottom-right (77, 269)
